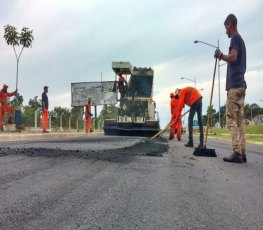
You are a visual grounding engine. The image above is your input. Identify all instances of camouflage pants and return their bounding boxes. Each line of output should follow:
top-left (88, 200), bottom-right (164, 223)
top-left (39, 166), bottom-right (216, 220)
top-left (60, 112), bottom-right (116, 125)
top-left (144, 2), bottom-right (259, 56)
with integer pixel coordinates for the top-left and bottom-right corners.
top-left (226, 88), bottom-right (246, 155)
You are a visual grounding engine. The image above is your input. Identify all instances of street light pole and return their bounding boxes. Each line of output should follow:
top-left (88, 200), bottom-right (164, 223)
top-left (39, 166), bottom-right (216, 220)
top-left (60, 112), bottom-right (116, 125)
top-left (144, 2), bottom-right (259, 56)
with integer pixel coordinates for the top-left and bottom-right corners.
top-left (181, 76), bottom-right (197, 122)
top-left (217, 39), bottom-right (221, 127)
top-left (194, 40), bottom-right (218, 49)
top-left (194, 39), bottom-right (223, 127)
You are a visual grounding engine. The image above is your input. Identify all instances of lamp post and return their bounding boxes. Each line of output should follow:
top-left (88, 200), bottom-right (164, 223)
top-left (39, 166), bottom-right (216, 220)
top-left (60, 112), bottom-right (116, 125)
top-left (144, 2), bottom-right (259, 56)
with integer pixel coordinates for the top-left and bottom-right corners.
top-left (194, 40), bottom-right (218, 49)
top-left (180, 76), bottom-right (196, 88)
top-left (194, 39), bottom-right (223, 127)
top-left (180, 76), bottom-right (197, 122)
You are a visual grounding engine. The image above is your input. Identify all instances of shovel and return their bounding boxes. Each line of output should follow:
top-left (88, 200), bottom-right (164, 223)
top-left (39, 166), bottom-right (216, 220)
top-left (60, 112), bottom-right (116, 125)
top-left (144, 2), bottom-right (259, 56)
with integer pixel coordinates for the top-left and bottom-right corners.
top-left (146, 110), bottom-right (189, 143)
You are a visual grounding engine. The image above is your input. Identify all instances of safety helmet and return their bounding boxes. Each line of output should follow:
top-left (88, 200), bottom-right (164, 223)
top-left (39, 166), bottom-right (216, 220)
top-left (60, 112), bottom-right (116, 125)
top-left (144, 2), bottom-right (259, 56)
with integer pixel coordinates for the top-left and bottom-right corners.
top-left (3, 83), bottom-right (8, 88)
top-left (174, 88), bottom-right (180, 97)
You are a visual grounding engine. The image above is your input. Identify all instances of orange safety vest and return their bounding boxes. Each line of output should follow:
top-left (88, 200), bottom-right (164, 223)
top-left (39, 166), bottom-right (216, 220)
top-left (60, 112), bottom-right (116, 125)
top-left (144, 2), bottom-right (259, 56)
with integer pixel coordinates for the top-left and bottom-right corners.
top-left (170, 97), bottom-right (180, 114)
top-left (178, 87), bottom-right (202, 114)
top-left (0, 90), bottom-right (16, 105)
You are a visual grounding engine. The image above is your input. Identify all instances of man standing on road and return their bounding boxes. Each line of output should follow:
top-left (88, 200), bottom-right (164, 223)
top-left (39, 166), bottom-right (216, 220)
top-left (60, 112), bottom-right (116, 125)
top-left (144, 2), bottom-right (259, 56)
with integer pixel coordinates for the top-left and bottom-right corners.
top-left (174, 87), bottom-right (204, 148)
top-left (169, 92), bottom-right (182, 141)
top-left (41, 86), bottom-right (49, 133)
top-left (214, 14), bottom-right (247, 164)
top-left (0, 84), bottom-right (17, 131)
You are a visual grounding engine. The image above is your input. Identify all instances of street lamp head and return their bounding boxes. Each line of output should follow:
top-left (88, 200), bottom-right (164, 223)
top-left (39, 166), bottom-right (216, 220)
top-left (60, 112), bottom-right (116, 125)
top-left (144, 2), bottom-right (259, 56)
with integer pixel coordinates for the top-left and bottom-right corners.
top-left (181, 77), bottom-right (184, 80)
top-left (194, 39), bottom-right (218, 49)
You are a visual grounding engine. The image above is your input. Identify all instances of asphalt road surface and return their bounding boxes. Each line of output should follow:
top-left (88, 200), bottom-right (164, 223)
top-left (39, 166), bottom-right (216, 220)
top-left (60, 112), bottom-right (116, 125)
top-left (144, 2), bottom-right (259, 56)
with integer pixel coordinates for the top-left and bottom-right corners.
top-left (0, 134), bottom-right (262, 230)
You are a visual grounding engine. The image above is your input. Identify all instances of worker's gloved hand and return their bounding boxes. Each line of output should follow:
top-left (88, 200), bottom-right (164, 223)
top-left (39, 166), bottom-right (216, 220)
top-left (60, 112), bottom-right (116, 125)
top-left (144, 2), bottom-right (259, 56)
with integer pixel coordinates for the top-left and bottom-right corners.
top-left (214, 48), bottom-right (223, 60)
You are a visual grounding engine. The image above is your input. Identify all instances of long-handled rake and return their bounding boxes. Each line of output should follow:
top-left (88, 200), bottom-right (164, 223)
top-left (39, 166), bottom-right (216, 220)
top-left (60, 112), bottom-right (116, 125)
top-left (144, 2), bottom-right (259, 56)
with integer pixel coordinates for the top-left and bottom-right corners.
top-left (146, 110), bottom-right (189, 143)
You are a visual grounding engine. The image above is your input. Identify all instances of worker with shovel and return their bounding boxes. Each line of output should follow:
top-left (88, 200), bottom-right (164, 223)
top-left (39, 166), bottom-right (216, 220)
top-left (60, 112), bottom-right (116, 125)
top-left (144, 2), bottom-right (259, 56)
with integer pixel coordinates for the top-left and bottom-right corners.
top-left (214, 14), bottom-right (247, 163)
top-left (174, 87), bottom-right (204, 148)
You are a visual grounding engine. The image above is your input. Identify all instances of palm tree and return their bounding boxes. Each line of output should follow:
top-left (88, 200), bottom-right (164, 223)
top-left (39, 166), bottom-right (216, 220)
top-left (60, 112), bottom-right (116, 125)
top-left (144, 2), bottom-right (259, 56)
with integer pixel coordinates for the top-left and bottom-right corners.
top-left (4, 25), bottom-right (34, 89)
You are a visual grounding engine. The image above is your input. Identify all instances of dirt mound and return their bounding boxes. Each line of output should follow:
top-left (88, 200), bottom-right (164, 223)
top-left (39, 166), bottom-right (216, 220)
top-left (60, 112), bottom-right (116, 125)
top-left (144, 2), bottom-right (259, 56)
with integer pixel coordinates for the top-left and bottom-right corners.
top-left (0, 139), bottom-right (168, 162)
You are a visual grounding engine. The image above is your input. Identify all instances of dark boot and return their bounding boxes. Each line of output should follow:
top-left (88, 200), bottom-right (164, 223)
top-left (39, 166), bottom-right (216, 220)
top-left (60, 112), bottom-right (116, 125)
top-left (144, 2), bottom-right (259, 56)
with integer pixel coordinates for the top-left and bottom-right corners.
top-left (223, 152), bottom-right (243, 164)
top-left (197, 143), bottom-right (204, 149)
top-left (185, 142), bottom-right (194, 147)
top-left (242, 154), bottom-right (247, 163)
top-left (168, 135), bottom-right (174, 140)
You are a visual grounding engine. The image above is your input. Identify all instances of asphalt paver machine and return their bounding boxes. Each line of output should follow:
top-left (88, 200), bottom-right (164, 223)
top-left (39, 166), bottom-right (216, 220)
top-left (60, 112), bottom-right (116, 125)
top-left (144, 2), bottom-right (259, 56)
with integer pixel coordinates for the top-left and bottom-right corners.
top-left (103, 62), bottom-right (160, 136)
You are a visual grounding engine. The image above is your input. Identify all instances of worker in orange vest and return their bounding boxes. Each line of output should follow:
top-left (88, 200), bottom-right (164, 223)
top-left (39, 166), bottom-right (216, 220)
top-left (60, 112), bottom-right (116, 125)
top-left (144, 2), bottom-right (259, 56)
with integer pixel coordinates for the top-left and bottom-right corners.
top-left (85, 98), bottom-right (93, 133)
top-left (118, 73), bottom-right (128, 101)
top-left (174, 87), bottom-right (204, 148)
top-left (0, 84), bottom-right (17, 131)
top-left (169, 92), bottom-right (182, 141)
top-left (41, 86), bottom-right (49, 133)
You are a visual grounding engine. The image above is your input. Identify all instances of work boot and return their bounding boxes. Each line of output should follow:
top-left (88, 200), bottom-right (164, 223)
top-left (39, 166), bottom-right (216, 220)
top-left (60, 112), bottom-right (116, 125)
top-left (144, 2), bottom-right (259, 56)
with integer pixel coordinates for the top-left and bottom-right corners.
top-left (0, 126), bottom-right (3, 131)
top-left (168, 136), bottom-right (174, 140)
top-left (242, 154), bottom-right (247, 163)
top-left (177, 137), bottom-right (181, 141)
top-left (223, 152), bottom-right (243, 164)
top-left (184, 142), bottom-right (194, 147)
top-left (197, 143), bottom-right (204, 149)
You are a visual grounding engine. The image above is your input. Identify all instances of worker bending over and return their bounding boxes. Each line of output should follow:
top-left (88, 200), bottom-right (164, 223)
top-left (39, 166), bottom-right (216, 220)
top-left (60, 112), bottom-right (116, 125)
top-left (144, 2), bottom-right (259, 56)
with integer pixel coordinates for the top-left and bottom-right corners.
top-left (169, 92), bottom-right (182, 141)
top-left (174, 87), bottom-right (204, 148)
top-left (0, 84), bottom-right (17, 131)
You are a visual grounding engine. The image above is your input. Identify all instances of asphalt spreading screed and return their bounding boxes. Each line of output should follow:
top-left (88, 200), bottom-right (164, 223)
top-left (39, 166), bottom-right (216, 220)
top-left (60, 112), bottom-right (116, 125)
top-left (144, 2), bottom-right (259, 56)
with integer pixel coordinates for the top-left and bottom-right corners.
top-left (0, 139), bottom-right (168, 163)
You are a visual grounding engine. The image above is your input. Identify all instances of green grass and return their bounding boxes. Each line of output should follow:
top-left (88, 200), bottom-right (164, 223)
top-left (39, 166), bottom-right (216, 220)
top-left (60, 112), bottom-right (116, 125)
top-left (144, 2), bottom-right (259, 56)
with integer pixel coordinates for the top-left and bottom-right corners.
top-left (208, 125), bottom-right (263, 143)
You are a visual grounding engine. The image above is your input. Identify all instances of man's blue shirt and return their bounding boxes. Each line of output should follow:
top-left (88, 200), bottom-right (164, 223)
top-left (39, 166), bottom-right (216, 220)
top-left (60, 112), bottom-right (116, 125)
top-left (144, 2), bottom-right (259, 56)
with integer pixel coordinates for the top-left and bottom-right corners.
top-left (226, 33), bottom-right (247, 91)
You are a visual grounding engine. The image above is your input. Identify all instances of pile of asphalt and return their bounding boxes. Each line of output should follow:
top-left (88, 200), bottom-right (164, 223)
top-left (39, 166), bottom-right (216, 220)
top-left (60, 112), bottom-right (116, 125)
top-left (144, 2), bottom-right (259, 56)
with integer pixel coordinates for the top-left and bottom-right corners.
top-left (0, 139), bottom-right (168, 163)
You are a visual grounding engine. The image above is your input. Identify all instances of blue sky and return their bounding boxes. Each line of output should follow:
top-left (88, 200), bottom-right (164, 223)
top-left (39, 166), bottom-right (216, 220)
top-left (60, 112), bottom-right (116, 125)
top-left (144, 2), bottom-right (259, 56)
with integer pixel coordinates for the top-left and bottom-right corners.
top-left (1, 0), bottom-right (262, 127)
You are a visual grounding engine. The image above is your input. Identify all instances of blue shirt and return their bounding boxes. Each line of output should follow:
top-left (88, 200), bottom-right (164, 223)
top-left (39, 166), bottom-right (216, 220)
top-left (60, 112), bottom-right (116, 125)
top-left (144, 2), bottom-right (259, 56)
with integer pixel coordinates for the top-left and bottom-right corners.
top-left (226, 33), bottom-right (247, 91)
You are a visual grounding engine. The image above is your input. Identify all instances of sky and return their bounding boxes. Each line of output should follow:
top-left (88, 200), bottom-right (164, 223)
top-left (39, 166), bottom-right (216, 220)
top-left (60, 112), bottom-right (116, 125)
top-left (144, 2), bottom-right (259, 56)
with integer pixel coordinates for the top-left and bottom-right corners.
top-left (1, 0), bottom-right (263, 128)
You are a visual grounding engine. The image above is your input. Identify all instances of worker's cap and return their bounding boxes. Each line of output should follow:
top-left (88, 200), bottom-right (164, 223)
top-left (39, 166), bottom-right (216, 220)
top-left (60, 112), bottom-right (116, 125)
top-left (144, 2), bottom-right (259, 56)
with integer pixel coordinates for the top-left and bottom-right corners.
top-left (44, 86), bottom-right (49, 89)
top-left (174, 88), bottom-right (180, 96)
top-left (3, 84), bottom-right (8, 88)
top-left (170, 92), bottom-right (175, 98)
